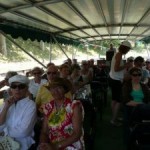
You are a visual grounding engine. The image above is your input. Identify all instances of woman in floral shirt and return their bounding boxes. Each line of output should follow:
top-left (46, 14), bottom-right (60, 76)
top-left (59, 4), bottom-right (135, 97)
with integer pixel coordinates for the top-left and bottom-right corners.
top-left (38, 77), bottom-right (84, 150)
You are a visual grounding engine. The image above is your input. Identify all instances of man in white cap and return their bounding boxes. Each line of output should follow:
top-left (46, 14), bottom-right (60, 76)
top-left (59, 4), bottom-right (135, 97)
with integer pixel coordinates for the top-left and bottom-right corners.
top-left (0, 75), bottom-right (37, 150)
top-left (109, 40), bottom-right (132, 126)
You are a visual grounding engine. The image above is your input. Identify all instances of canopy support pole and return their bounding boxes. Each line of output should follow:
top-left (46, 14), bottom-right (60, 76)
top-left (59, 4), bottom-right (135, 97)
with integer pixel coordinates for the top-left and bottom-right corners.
top-left (0, 31), bottom-right (46, 68)
top-left (52, 35), bottom-right (70, 59)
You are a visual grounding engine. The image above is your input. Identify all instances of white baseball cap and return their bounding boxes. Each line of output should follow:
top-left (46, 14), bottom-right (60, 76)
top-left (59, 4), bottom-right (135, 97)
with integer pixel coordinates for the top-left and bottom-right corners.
top-left (9, 75), bottom-right (29, 85)
top-left (121, 40), bottom-right (132, 48)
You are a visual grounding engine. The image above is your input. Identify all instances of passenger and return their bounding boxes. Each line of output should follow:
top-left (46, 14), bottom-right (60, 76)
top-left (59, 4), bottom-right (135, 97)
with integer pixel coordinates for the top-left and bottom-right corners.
top-left (36, 64), bottom-right (72, 114)
top-left (122, 67), bottom-right (149, 107)
top-left (80, 60), bottom-right (93, 84)
top-left (41, 62), bottom-right (55, 80)
top-left (0, 75), bottom-right (37, 150)
top-left (126, 56), bottom-right (134, 71)
top-left (71, 64), bottom-right (84, 93)
top-left (38, 77), bottom-right (84, 150)
top-left (134, 56), bottom-right (149, 85)
top-left (59, 64), bottom-right (71, 80)
top-left (72, 58), bottom-right (78, 65)
top-left (63, 58), bottom-right (73, 74)
top-left (145, 58), bottom-right (150, 73)
top-left (28, 67), bottom-right (47, 100)
top-left (0, 71), bottom-right (18, 101)
top-left (144, 58), bottom-right (150, 88)
top-left (106, 44), bottom-right (116, 65)
top-left (123, 56), bottom-right (134, 82)
top-left (122, 67), bottom-right (150, 146)
top-left (109, 40), bottom-right (131, 126)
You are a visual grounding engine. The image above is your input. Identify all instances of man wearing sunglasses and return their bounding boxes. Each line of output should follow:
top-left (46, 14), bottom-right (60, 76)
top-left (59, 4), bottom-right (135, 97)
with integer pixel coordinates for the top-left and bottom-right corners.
top-left (0, 75), bottom-right (37, 150)
top-left (35, 64), bottom-right (72, 149)
top-left (36, 64), bottom-right (72, 114)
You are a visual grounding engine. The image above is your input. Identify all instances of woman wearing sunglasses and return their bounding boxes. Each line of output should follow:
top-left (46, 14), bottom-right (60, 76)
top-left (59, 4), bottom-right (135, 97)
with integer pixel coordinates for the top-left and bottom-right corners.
top-left (122, 67), bottom-right (150, 145)
top-left (122, 67), bottom-right (149, 107)
top-left (0, 75), bottom-right (37, 150)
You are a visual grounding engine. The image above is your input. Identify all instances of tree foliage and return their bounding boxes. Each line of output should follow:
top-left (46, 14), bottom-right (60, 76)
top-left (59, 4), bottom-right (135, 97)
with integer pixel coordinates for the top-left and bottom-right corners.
top-left (0, 35), bottom-right (148, 63)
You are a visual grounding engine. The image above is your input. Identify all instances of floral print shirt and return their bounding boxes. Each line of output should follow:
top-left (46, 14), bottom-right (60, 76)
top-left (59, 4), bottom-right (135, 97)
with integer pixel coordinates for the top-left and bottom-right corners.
top-left (43, 98), bottom-right (84, 150)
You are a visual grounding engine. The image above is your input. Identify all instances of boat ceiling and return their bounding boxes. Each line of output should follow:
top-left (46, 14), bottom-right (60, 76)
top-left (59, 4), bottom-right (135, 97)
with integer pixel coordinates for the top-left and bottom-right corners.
top-left (0, 0), bottom-right (150, 44)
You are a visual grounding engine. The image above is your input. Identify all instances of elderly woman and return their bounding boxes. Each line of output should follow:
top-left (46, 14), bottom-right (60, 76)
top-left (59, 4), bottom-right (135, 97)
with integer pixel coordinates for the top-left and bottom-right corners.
top-left (38, 77), bottom-right (84, 150)
top-left (28, 67), bottom-right (47, 100)
top-left (0, 75), bottom-right (37, 150)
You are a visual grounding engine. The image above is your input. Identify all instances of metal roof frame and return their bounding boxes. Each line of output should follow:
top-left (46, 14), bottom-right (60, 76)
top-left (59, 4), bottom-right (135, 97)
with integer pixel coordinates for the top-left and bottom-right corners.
top-left (0, 0), bottom-right (150, 44)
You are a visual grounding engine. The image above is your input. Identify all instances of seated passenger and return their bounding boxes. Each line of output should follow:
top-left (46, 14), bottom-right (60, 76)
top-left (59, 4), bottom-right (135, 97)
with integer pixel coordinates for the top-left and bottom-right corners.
top-left (134, 56), bottom-right (149, 85)
top-left (80, 60), bottom-right (93, 84)
top-left (36, 64), bottom-right (72, 114)
top-left (0, 75), bottom-right (37, 150)
top-left (71, 64), bottom-right (84, 93)
top-left (122, 67), bottom-right (149, 107)
top-left (0, 71), bottom-right (18, 101)
top-left (28, 67), bottom-right (47, 100)
top-left (122, 67), bottom-right (150, 145)
top-left (38, 77), bottom-right (84, 150)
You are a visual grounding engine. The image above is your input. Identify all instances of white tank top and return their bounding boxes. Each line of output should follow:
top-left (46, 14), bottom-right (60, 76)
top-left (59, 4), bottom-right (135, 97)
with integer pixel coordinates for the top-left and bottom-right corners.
top-left (109, 53), bottom-right (125, 81)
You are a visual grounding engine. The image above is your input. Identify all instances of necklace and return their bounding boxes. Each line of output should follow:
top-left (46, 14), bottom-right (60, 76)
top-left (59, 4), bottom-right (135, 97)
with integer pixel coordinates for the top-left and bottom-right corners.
top-left (54, 99), bottom-right (65, 115)
top-left (50, 100), bottom-right (65, 124)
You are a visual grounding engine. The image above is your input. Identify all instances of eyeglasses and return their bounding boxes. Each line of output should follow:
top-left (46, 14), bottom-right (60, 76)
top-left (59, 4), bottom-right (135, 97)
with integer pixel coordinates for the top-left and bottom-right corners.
top-left (33, 72), bottom-right (41, 75)
top-left (47, 72), bottom-right (57, 75)
top-left (132, 73), bottom-right (141, 77)
top-left (10, 84), bottom-right (26, 90)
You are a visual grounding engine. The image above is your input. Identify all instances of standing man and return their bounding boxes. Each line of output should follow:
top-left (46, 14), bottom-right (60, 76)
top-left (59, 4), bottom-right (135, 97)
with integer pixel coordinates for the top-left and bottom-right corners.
top-left (106, 44), bottom-right (116, 69)
top-left (109, 41), bottom-right (132, 126)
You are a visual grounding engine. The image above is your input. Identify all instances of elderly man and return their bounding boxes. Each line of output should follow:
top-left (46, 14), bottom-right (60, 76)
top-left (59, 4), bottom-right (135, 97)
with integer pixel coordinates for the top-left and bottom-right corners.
top-left (36, 64), bottom-right (72, 114)
top-left (0, 75), bottom-right (37, 150)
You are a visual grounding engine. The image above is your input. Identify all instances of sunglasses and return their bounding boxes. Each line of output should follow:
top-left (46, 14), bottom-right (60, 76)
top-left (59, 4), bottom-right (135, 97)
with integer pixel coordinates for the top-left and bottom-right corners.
top-left (132, 73), bottom-right (141, 77)
top-left (10, 84), bottom-right (27, 90)
top-left (33, 72), bottom-right (41, 75)
top-left (47, 72), bottom-right (57, 75)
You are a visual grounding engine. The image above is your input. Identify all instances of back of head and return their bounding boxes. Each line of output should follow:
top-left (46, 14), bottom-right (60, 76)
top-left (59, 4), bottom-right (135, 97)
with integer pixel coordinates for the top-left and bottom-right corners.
top-left (127, 56), bottom-right (134, 62)
top-left (134, 56), bottom-right (144, 63)
top-left (129, 67), bottom-right (142, 75)
top-left (59, 64), bottom-right (70, 71)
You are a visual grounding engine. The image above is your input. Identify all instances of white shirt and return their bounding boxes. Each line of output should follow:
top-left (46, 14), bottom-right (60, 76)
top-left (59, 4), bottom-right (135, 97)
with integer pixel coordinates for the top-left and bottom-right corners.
top-left (109, 53), bottom-right (125, 81)
top-left (29, 79), bottom-right (47, 98)
top-left (0, 97), bottom-right (37, 150)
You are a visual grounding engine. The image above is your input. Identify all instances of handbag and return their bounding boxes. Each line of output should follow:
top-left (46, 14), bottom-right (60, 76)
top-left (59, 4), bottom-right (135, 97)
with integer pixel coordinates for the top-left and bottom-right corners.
top-left (0, 136), bottom-right (20, 150)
